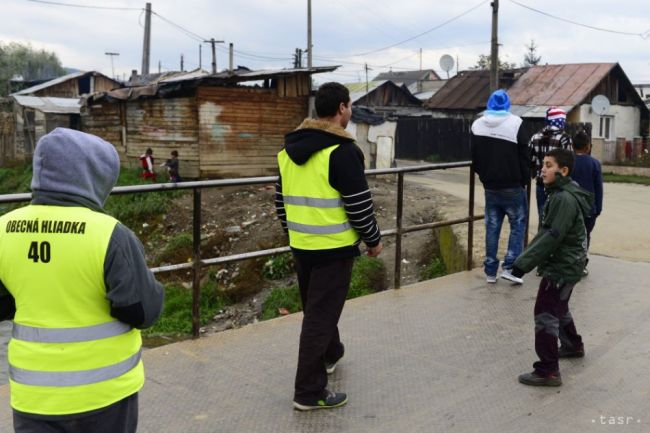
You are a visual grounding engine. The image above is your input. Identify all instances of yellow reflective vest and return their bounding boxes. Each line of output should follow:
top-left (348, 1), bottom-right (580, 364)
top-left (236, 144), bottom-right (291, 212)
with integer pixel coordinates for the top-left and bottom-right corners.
top-left (278, 145), bottom-right (360, 250)
top-left (0, 205), bottom-right (144, 415)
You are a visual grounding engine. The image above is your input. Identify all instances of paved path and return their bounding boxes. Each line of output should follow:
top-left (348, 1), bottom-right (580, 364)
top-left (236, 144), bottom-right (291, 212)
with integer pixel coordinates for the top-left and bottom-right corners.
top-left (2, 255), bottom-right (649, 433)
top-left (402, 164), bottom-right (650, 263)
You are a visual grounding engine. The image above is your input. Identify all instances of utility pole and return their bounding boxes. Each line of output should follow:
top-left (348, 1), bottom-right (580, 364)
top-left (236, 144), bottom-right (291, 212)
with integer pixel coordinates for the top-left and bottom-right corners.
top-left (229, 43), bottom-right (234, 72)
top-left (294, 48), bottom-right (303, 68)
top-left (180, 54), bottom-right (184, 72)
top-left (490, 0), bottom-right (499, 92)
top-left (158, 60), bottom-right (161, 73)
top-left (307, 0), bottom-right (312, 68)
top-left (199, 44), bottom-right (202, 69)
top-left (204, 38), bottom-right (224, 74)
top-left (364, 63), bottom-right (372, 94)
top-left (419, 48), bottom-right (422, 71)
top-left (141, 2), bottom-right (152, 75)
top-left (104, 52), bottom-right (119, 79)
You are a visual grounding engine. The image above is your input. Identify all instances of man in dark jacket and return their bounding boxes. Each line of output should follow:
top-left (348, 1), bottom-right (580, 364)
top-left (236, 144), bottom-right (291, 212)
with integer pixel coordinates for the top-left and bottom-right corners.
top-left (471, 89), bottom-right (529, 284)
top-left (0, 128), bottom-right (164, 433)
top-left (503, 148), bottom-right (593, 387)
top-left (275, 82), bottom-right (382, 410)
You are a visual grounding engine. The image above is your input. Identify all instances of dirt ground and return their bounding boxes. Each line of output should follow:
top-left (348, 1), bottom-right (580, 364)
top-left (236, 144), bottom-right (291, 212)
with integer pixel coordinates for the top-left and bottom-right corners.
top-left (145, 176), bottom-right (451, 335)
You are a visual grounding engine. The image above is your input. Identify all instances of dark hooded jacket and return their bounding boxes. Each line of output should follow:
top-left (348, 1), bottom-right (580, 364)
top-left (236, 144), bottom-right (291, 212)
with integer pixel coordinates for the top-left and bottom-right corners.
top-left (275, 118), bottom-right (381, 262)
top-left (513, 173), bottom-right (594, 284)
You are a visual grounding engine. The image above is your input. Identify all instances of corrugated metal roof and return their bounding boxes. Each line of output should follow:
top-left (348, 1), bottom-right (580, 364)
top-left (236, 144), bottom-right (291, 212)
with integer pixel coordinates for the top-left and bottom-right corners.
top-left (13, 71), bottom-right (87, 95)
top-left (507, 63), bottom-right (617, 107)
top-left (12, 95), bottom-right (81, 114)
top-left (89, 66), bottom-right (338, 103)
top-left (423, 70), bottom-right (493, 110)
top-left (373, 69), bottom-right (441, 83)
top-left (12, 71), bottom-right (117, 96)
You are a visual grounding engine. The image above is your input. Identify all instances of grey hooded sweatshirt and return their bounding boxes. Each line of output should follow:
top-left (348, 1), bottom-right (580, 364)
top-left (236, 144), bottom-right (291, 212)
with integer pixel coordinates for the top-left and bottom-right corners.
top-left (0, 128), bottom-right (164, 329)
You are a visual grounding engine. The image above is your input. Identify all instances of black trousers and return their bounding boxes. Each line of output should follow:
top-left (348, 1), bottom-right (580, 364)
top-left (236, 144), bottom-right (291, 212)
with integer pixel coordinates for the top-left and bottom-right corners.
top-left (13, 393), bottom-right (138, 433)
top-left (293, 256), bottom-right (353, 404)
top-left (533, 278), bottom-right (582, 375)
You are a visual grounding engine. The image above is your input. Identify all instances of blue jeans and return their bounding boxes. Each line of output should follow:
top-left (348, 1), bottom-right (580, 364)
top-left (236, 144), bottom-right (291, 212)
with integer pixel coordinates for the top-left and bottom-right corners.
top-left (484, 187), bottom-right (527, 277)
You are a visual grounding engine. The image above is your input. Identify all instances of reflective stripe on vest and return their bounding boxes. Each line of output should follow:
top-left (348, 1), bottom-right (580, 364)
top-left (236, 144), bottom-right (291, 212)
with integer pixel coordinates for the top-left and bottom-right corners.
top-left (286, 221), bottom-right (351, 235)
top-left (10, 350), bottom-right (142, 387)
top-left (283, 195), bottom-right (343, 208)
top-left (13, 321), bottom-right (132, 343)
top-left (278, 146), bottom-right (360, 250)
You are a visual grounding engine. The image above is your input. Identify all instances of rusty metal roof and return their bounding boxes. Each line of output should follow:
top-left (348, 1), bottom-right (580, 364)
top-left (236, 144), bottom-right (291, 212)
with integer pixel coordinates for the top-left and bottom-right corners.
top-left (423, 70), bottom-right (494, 111)
top-left (89, 66), bottom-right (338, 103)
top-left (507, 63), bottom-right (616, 106)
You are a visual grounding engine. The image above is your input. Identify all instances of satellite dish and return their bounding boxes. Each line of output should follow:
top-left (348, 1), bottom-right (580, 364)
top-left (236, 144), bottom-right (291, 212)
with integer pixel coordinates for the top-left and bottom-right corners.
top-left (591, 95), bottom-right (610, 115)
top-left (440, 54), bottom-right (455, 77)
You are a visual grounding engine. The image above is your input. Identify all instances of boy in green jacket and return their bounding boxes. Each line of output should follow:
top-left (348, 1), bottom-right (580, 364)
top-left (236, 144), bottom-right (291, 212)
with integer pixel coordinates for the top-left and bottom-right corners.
top-left (501, 149), bottom-right (593, 386)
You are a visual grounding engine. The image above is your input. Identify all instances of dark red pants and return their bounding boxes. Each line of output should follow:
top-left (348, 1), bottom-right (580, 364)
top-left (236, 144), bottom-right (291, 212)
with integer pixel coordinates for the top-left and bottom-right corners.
top-left (293, 256), bottom-right (352, 404)
top-left (533, 277), bottom-right (582, 375)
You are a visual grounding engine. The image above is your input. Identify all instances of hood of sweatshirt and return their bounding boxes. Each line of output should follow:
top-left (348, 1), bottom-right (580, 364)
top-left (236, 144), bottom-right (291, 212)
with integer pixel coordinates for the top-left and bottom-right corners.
top-left (547, 173), bottom-right (594, 219)
top-left (283, 118), bottom-right (356, 165)
top-left (30, 128), bottom-right (120, 210)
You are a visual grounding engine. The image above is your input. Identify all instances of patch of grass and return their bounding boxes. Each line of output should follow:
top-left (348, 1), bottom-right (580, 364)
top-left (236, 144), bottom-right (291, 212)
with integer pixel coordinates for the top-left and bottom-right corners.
top-left (603, 173), bottom-right (650, 186)
top-left (262, 253), bottom-right (294, 280)
top-left (155, 233), bottom-right (194, 265)
top-left (420, 257), bottom-right (447, 280)
top-left (261, 256), bottom-right (386, 320)
top-left (143, 280), bottom-right (230, 336)
top-left (349, 255), bottom-right (385, 298)
top-left (105, 169), bottom-right (186, 228)
top-left (0, 164), bottom-right (32, 215)
top-left (260, 284), bottom-right (302, 321)
top-left (0, 164), bottom-right (32, 194)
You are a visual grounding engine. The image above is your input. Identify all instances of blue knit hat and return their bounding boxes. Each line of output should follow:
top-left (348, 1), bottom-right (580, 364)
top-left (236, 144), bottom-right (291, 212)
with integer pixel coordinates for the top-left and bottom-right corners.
top-left (486, 89), bottom-right (511, 114)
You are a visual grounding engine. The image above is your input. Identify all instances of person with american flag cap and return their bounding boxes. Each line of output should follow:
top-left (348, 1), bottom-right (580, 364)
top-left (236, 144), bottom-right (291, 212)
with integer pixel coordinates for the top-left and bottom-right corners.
top-left (528, 107), bottom-right (573, 223)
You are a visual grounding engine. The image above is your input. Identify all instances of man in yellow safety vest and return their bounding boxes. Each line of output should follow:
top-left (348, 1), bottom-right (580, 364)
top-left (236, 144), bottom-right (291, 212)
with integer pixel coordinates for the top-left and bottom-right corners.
top-left (276, 82), bottom-right (383, 411)
top-left (0, 128), bottom-right (164, 433)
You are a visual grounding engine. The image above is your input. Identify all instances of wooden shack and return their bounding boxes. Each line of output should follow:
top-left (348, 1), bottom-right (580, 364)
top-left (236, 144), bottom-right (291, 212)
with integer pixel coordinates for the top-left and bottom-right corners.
top-left (3, 71), bottom-right (120, 161)
top-left (82, 67), bottom-right (336, 178)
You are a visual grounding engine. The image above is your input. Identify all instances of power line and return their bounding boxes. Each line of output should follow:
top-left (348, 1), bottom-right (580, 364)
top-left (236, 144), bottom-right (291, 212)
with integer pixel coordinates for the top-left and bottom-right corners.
top-left (150, 10), bottom-right (206, 42)
top-left (349, 0), bottom-right (489, 56)
top-left (508, 0), bottom-right (650, 38)
top-left (25, 0), bottom-right (142, 10)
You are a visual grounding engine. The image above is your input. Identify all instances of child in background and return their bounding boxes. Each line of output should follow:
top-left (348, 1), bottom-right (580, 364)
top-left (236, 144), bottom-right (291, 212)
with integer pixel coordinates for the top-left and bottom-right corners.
top-left (571, 131), bottom-right (603, 275)
top-left (161, 150), bottom-right (181, 182)
top-left (140, 148), bottom-right (156, 181)
top-left (501, 149), bottom-right (593, 386)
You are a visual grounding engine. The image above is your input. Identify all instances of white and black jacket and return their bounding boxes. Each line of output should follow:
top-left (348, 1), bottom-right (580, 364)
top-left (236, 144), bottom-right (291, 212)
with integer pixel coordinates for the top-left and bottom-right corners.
top-left (470, 113), bottom-right (529, 190)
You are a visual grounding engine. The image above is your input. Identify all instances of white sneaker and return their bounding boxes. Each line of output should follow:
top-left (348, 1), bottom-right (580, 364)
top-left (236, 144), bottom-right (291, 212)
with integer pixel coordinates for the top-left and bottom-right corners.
top-left (486, 275), bottom-right (497, 284)
top-left (500, 269), bottom-right (523, 284)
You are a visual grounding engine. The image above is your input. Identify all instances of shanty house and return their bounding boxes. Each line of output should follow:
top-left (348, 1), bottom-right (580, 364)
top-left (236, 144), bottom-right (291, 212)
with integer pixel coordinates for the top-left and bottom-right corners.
top-left (82, 67), bottom-right (336, 178)
top-left (3, 71), bottom-right (120, 161)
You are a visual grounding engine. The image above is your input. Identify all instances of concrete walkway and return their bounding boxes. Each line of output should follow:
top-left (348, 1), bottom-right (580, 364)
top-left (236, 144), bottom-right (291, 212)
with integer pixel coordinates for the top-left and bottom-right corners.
top-left (403, 165), bottom-right (650, 263)
top-left (2, 254), bottom-right (649, 433)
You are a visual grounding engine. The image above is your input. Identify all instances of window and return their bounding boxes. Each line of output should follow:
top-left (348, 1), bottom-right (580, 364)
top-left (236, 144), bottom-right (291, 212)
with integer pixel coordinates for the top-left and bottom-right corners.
top-left (598, 116), bottom-right (615, 140)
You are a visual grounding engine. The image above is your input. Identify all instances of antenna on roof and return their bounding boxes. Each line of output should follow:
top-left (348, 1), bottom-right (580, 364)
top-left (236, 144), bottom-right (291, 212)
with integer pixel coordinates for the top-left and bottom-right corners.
top-left (591, 95), bottom-right (610, 115)
top-left (440, 54), bottom-right (454, 79)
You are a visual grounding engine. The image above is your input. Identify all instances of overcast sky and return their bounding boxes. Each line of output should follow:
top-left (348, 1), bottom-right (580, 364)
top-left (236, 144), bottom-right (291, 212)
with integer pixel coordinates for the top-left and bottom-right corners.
top-left (2, 0), bottom-right (650, 84)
